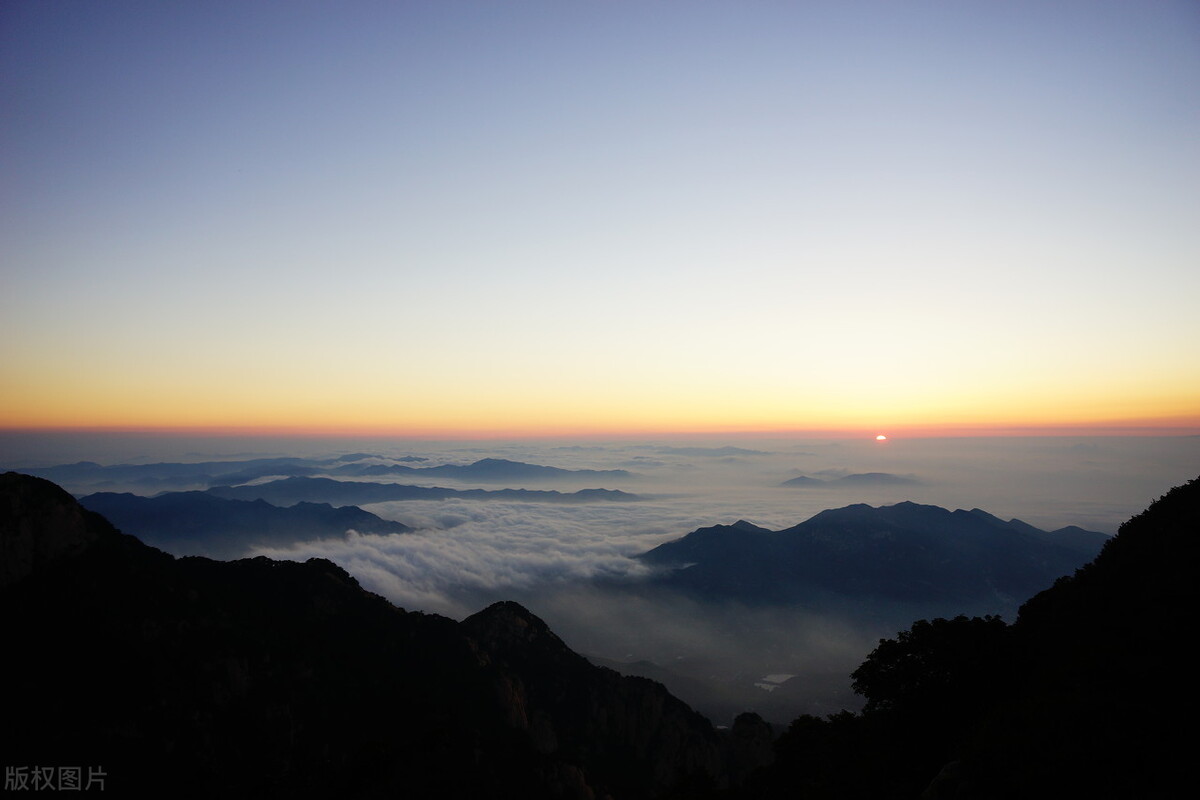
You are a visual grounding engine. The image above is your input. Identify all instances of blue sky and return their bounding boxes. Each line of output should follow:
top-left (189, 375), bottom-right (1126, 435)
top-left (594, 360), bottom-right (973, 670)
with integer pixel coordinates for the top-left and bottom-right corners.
top-left (3, 1), bottom-right (1198, 434)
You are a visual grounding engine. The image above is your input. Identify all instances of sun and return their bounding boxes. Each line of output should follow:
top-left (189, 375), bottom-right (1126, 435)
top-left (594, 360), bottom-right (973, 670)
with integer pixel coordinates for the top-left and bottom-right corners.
top-left (875, 434), bottom-right (888, 441)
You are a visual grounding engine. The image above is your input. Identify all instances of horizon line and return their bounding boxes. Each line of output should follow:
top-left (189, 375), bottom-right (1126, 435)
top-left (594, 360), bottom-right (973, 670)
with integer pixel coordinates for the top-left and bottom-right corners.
top-left (3, 420), bottom-right (1198, 440)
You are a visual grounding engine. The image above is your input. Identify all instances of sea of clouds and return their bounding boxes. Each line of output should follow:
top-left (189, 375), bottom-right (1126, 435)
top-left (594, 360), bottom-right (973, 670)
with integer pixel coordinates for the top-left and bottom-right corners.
top-left (239, 435), bottom-right (1200, 721)
top-left (6, 431), bottom-right (1195, 723)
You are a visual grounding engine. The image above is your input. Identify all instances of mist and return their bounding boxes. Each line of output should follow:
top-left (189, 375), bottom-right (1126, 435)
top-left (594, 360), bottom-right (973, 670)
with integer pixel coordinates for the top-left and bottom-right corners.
top-left (6, 431), bottom-right (1196, 725)
top-left (234, 434), bottom-right (1196, 724)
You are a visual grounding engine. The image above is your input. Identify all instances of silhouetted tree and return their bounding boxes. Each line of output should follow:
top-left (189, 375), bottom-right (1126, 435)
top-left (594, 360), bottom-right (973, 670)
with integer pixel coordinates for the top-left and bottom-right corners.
top-left (852, 615), bottom-right (1010, 725)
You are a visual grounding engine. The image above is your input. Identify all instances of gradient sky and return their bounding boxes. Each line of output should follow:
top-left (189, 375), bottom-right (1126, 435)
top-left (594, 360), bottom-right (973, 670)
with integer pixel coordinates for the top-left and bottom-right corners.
top-left (3, 1), bottom-right (1198, 436)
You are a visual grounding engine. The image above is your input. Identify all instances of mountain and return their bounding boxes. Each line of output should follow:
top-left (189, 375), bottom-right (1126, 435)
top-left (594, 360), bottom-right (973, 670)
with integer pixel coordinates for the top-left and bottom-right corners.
top-left (747, 476), bottom-right (1199, 800)
top-left (1, 472), bottom-right (724, 798)
top-left (78, 490), bottom-right (412, 559)
top-left (967, 474), bottom-right (1200, 797)
top-left (640, 501), bottom-right (1108, 617)
top-left (208, 476), bottom-right (641, 506)
top-left (779, 472), bottom-right (921, 488)
top-left (652, 446), bottom-right (770, 457)
top-left (360, 457), bottom-right (636, 484)
top-left (8, 455), bottom-right (635, 496)
top-left (7, 466), bottom-right (1191, 797)
top-left (460, 601), bottom-right (724, 795)
top-left (778, 475), bottom-right (825, 487)
top-left (12, 456), bottom-right (321, 493)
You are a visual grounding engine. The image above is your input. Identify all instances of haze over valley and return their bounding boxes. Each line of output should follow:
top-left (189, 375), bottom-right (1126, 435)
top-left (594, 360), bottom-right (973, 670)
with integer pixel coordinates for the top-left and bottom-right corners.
top-left (8, 431), bottom-right (1194, 724)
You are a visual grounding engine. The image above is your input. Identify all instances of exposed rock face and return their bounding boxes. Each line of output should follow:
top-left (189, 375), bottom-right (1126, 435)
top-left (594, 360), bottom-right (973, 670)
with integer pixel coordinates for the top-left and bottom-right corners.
top-left (1, 473), bottom-right (727, 799)
top-left (464, 601), bottom-right (726, 796)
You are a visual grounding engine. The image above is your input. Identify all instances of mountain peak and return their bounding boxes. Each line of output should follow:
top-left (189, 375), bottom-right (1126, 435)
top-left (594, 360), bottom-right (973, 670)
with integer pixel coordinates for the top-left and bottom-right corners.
top-left (644, 498), bottom-right (1108, 613)
top-left (1, 472), bottom-right (118, 587)
top-left (458, 599), bottom-right (590, 681)
top-left (462, 600), bottom-right (564, 656)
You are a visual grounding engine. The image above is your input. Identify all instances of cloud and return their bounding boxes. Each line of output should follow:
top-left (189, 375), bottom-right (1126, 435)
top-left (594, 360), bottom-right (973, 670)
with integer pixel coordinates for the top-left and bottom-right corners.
top-left (251, 499), bottom-right (681, 617)
top-left (251, 497), bottom-right (892, 723)
top-left (247, 432), bottom-right (1173, 622)
top-left (25, 433), bottom-right (1193, 724)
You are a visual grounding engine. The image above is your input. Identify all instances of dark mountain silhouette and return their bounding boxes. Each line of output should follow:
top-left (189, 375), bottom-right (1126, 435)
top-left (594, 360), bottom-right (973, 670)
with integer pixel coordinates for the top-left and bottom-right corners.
top-left (640, 502), bottom-right (1107, 618)
top-left (360, 457), bottom-right (636, 483)
top-left (77, 491), bottom-right (411, 559)
top-left (8, 455), bottom-right (634, 496)
top-left (13, 456), bottom-right (321, 493)
top-left (329, 453), bottom-right (427, 464)
top-left (742, 476), bottom-right (1199, 799)
top-left (328, 462), bottom-right (433, 476)
top-left (208, 476), bottom-right (641, 506)
top-left (587, 656), bottom-right (718, 721)
top-left (777, 475), bottom-right (825, 487)
top-left (652, 446), bottom-right (770, 457)
top-left (779, 471), bottom-right (922, 488)
top-left (7, 465), bottom-right (1190, 798)
top-left (460, 601), bottom-right (725, 796)
top-left (1, 472), bottom-right (725, 798)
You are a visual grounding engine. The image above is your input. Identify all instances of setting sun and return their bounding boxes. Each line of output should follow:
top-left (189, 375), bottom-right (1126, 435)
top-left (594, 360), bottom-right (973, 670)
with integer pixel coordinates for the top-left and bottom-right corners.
top-left (876, 435), bottom-right (888, 441)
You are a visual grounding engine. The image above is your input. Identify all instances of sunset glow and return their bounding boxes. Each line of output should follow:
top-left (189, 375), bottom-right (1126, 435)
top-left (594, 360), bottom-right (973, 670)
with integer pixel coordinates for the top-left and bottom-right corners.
top-left (2, 2), bottom-right (1198, 439)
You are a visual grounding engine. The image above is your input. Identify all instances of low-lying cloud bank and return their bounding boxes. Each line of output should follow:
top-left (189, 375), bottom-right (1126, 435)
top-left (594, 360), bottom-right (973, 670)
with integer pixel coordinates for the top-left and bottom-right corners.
top-left (249, 495), bottom-right (1022, 724)
top-left (252, 499), bottom-right (679, 617)
top-left (16, 433), bottom-right (1195, 724)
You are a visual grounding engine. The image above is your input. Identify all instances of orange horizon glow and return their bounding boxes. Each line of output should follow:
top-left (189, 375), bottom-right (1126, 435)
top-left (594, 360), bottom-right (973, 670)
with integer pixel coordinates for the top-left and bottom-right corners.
top-left (5, 3), bottom-right (1199, 463)
top-left (3, 414), bottom-right (1197, 441)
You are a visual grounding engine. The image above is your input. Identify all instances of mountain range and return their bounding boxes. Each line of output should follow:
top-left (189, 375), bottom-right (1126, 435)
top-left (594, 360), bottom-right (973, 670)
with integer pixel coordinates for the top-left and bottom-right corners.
top-left (77, 491), bottom-right (412, 559)
top-left (329, 457), bottom-right (635, 484)
top-left (5, 467), bottom-right (1194, 797)
top-left (10, 455), bottom-right (634, 494)
top-left (640, 502), bottom-right (1108, 618)
top-left (206, 476), bottom-right (641, 506)
top-left (778, 471), bottom-right (922, 488)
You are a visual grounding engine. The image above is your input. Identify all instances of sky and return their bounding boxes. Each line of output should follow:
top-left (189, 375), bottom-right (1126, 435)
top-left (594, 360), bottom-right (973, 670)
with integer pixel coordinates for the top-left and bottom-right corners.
top-left (3, 1), bottom-right (1199, 437)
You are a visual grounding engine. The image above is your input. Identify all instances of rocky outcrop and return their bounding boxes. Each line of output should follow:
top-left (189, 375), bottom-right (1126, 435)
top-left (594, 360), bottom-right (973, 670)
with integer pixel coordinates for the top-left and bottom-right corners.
top-left (463, 601), bottom-right (726, 796)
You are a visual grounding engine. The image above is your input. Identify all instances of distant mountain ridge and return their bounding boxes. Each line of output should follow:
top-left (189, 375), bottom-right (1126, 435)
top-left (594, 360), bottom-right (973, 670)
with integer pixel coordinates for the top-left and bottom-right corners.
top-left (78, 490), bottom-right (411, 559)
top-left (207, 476), bottom-right (641, 506)
top-left (10, 455), bottom-right (635, 493)
top-left (333, 457), bottom-right (635, 483)
top-left (13, 456), bottom-right (321, 492)
top-left (779, 471), bottom-right (922, 488)
top-left (640, 501), bottom-right (1108, 617)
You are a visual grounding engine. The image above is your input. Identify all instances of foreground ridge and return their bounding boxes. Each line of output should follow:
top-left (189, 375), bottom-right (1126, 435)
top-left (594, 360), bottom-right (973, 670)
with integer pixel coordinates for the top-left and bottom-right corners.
top-left (6, 470), bottom-right (1194, 798)
top-left (1, 472), bottom-right (724, 799)
top-left (739, 476), bottom-right (1200, 800)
